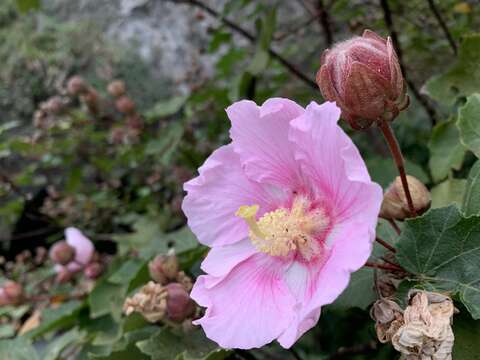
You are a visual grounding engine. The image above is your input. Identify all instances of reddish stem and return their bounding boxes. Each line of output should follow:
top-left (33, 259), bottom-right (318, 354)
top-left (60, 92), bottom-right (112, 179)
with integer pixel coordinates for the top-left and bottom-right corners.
top-left (388, 218), bottom-right (401, 235)
top-left (375, 237), bottom-right (396, 253)
top-left (365, 261), bottom-right (402, 272)
top-left (378, 121), bottom-right (417, 217)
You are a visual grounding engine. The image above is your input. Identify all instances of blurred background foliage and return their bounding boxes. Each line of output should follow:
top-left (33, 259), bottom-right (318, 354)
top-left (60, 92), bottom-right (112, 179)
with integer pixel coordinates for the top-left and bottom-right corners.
top-left (1, 0), bottom-right (480, 359)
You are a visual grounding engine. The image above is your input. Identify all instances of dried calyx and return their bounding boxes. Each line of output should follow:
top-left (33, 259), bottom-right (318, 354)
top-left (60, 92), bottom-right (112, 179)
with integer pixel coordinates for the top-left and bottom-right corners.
top-left (371, 290), bottom-right (455, 360)
top-left (379, 175), bottom-right (431, 220)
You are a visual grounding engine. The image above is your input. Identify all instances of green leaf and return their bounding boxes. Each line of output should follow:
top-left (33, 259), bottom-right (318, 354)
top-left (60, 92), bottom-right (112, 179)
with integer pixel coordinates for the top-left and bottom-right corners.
top-left (463, 160), bottom-right (480, 216)
top-left (145, 123), bottom-right (184, 166)
top-left (15, 0), bottom-right (40, 13)
top-left (0, 337), bottom-right (39, 360)
top-left (452, 311), bottom-right (480, 359)
top-left (108, 258), bottom-right (147, 285)
top-left (458, 93), bottom-right (480, 158)
top-left (247, 49), bottom-right (269, 75)
top-left (428, 119), bottom-right (466, 182)
top-left (396, 205), bottom-right (480, 319)
top-left (431, 178), bottom-right (467, 208)
top-left (330, 267), bottom-right (376, 310)
top-left (425, 34), bottom-right (480, 106)
top-left (144, 96), bottom-right (188, 121)
top-left (136, 328), bottom-right (230, 360)
top-left (41, 328), bottom-right (84, 360)
top-left (25, 301), bottom-right (85, 339)
top-left (89, 279), bottom-right (128, 321)
top-left (366, 157), bottom-right (429, 188)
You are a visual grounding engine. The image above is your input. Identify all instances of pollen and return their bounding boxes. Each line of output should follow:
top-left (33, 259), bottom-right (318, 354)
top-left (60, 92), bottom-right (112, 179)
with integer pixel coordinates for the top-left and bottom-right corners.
top-left (236, 197), bottom-right (329, 261)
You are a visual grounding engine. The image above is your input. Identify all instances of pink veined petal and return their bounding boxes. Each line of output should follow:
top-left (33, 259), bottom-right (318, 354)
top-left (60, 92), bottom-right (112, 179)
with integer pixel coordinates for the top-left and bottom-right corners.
top-left (276, 101), bottom-right (382, 347)
top-left (182, 144), bottom-right (274, 247)
top-left (64, 227), bottom-right (94, 272)
top-left (288, 101), bottom-right (382, 228)
top-left (228, 98), bottom-right (305, 189)
top-left (191, 253), bottom-right (296, 350)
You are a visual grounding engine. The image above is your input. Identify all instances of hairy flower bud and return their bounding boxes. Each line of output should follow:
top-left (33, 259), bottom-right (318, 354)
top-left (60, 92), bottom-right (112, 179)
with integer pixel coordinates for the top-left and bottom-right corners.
top-left (317, 29), bottom-right (409, 129)
top-left (165, 283), bottom-right (195, 323)
top-left (49, 241), bottom-right (76, 265)
top-left (67, 76), bottom-right (88, 96)
top-left (148, 254), bottom-right (179, 285)
top-left (379, 175), bottom-right (431, 220)
top-left (84, 262), bottom-right (104, 279)
top-left (107, 80), bottom-right (126, 98)
top-left (0, 281), bottom-right (23, 305)
top-left (115, 96), bottom-right (136, 114)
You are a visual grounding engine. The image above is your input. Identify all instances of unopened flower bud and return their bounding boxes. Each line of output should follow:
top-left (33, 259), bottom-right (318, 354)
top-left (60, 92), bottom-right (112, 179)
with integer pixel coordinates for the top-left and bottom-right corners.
top-left (107, 80), bottom-right (126, 98)
top-left (84, 262), bottom-right (104, 279)
top-left (81, 88), bottom-right (99, 114)
top-left (149, 254), bottom-right (179, 285)
top-left (67, 76), bottom-right (88, 96)
top-left (379, 175), bottom-right (431, 220)
top-left (0, 281), bottom-right (23, 305)
top-left (165, 283), bottom-right (195, 323)
top-left (115, 96), bottom-right (136, 114)
top-left (317, 29), bottom-right (409, 129)
top-left (83, 262), bottom-right (104, 280)
top-left (41, 96), bottom-right (64, 115)
top-left (49, 241), bottom-right (76, 265)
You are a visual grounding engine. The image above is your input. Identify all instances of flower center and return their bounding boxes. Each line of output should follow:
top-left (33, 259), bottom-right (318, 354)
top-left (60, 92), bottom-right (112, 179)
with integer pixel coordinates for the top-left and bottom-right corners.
top-left (236, 196), bottom-right (329, 261)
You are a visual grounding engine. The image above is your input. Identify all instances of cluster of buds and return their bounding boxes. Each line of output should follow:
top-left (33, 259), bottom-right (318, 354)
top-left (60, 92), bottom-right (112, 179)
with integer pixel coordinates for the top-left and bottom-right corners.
top-left (148, 252), bottom-right (192, 291)
top-left (371, 291), bottom-right (455, 360)
top-left (49, 228), bottom-right (105, 284)
top-left (66, 76), bottom-right (99, 114)
top-left (379, 175), bottom-right (431, 221)
top-left (33, 96), bottom-right (68, 130)
top-left (317, 29), bottom-right (409, 130)
top-left (0, 281), bottom-right (23, 306)
top-left (123, 252), bottom-right (196, 324)
top-left (123, 281), bottom-right (195, 324)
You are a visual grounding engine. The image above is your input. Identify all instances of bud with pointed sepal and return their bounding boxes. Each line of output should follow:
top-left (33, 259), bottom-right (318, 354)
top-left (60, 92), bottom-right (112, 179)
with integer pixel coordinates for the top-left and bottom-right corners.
top-left (317, 30), bottom-right (409, 130)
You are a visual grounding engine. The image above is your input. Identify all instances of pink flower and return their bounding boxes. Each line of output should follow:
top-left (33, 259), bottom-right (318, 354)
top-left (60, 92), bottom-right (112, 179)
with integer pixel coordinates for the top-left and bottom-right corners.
top-left (182, 99), bottom-right (382, 349)
top-left (55, 227), bottom-right (94, 273)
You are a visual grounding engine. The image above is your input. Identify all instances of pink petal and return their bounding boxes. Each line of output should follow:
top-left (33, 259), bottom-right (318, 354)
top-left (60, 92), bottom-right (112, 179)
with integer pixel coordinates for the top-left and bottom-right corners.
top-left (191, 253), bottom-right (296, 349)
top-left (65, 227), bottom-right (94, 272)
top-left (228, 98), bottom-right (304, 189)
top-left (183, 144), bottom-right (274, 247)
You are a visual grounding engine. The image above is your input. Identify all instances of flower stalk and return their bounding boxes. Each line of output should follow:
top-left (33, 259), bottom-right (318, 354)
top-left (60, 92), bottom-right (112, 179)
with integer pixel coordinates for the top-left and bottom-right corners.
top-left (378, 120), bottom-right (417, 217)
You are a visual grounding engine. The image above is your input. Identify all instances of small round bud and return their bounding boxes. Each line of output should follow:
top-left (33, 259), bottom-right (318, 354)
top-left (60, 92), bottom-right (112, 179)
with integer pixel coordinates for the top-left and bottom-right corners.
top-left (0, 281), bottom-right (23, 305)
top-left (165, 283), bottom-right (195, 323)
top-left (49, 241), bottom-right (76, 265)
top-left (107, 80), bottom-right (126, 98)
top-left (148, 254), bottom-right (179, 285)
top-left (115, 96), bottom-right (136, 114)
top-left (41, 96), bottom-right (64, 115)
top-left (67, 76), bottom-right (88, 96)
top-left (84, 262), bottom-right (104, 279)
top-left (380, 175), bottom-right (431, 220)
top-left (317, 29), bottom-right (409, 130)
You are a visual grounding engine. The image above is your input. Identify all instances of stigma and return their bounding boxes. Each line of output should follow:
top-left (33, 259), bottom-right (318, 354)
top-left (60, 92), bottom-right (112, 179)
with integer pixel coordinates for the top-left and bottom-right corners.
top-left (236, 197), bottom-right (329, 261)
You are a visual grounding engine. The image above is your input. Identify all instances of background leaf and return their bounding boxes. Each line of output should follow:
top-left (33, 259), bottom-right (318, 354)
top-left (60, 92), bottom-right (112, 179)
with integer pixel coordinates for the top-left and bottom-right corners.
top-left (458, 93), bottom-right (480, 158)
top-left (463, 160), bottom-right (480, 216)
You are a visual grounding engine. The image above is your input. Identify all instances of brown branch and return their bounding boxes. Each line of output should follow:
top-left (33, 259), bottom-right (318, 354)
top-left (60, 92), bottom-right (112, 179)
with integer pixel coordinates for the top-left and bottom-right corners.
top-left (426, 0), bottom-right (457, 55)
top-left (171, 0), bottom-right (318, 90)
top-left (273, 14), bottom-right (320, 41)
top-left (365, 261), bottom-right (403, 272)
top-left (375, 237), bottom-right (396, 253)
top-left (388, 218), bottom-right (401, 235)
top-left (313, 0), bottom-right (334, 46)
top-left (379, 0), bottom-right (438, 126)
top-left (0, 172), bottom-right (25, 199)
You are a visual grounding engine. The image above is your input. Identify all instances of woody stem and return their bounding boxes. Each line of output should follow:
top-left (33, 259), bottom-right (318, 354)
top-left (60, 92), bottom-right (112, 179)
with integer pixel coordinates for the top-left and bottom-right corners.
top-left (365, 261), bottom-right (402, 272)
top-left (378, 120), bottom-right (417, 217)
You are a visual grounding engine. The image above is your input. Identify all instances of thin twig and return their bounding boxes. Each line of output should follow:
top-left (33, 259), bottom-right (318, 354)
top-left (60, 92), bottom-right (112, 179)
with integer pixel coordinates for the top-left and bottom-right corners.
top-left (0, 172), bottom-right (25, 199)
top-left (379, 120), bottom-right (417, 217)
top-left (365, 261), bottom-right (403, 272)
top-left (171, 0), bottom-right (318, 90)
top-left (379, 0), bottom-right (438, 126)
top-left (388, 218), bottom-right (401, 235)
top-left (375, 237), bottom-right (396, 253)
top-left (273, 14), bottom-right (320, 41)
top-left (313, 0), bottom-right (334, 46)
top-left (426, 0), bottom-right (457, 55)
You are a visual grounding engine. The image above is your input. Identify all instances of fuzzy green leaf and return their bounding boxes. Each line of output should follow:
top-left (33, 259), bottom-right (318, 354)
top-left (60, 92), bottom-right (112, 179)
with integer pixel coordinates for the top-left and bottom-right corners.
top-left (397, 206), bottom-right (480, 319)
top-left (463, 160), bottom-right (480, 216)
top-left (458, 93), bottom-right (480, 158)
top-left (431, 178), bottom-right (467, 208)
